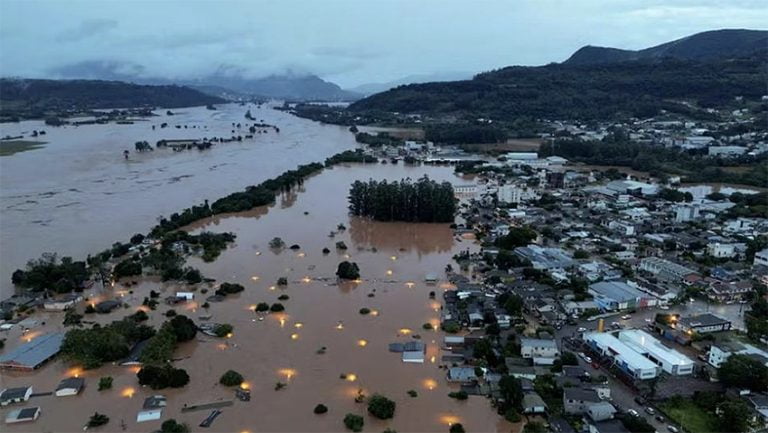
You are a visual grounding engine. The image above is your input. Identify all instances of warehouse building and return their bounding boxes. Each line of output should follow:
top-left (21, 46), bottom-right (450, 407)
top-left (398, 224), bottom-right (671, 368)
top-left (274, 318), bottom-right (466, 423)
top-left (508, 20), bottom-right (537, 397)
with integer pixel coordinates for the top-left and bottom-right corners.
top-left (584, 332), bottom-right (660, 380)
top-left (588, 281), bottom-right (657, 311)
top-left (618, 329), bottom-right (694, 376)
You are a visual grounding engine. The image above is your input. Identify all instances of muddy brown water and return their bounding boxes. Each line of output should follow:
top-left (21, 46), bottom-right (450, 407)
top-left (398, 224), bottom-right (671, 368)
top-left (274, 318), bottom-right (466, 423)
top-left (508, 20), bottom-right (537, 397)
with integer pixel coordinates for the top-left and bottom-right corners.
top-left (1, 163), bottom-right (509, 433)
top-left (0, 103), bottom-right (356, 298)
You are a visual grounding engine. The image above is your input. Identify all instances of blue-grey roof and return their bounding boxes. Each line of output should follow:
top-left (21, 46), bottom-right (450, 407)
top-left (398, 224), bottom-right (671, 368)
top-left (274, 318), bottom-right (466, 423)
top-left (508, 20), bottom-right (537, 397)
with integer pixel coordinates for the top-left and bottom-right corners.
top-left (589, 281), bottom-right (644, 302)
top-left (0, 333), bottom-right (64, 369)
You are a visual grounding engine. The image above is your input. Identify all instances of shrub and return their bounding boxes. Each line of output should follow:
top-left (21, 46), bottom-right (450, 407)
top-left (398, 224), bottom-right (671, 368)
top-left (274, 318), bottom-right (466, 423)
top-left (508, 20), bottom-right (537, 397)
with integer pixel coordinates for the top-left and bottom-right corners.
top-left (336, 241), bottom-right (348, 250)
top-left (98, 376), bottom-right (113, 391)
top-left (448, 390), bottom-right (468, 400)
top-left (137, 364), bottom-right (190, 389)
top-left (359, 308), bottom-right (371, 315)
top-left (314, 404), bottom-right (329, 414)
top-left (504, 408), bottom-right (522, 422)
top-left (160, 419), bottom-right (190, 433)
top-left (220, 370), bottom-right (244, 386)
top-left (422, 323), bottom-right (433, 330)
top-left (407, 390), bottom-right (418, 397)
top-left (442, 321), bottom-right (460, 333)
top-left (165, 309), bottom-right (177, 317)
top-left (84, 304), bottom-right (96, 314)
top-left (168, 315), bottom-right (197, 341)
top-left (129, 310), bottom-right (149, 322)
top-left (270, 303), bottom-right (285, 312)
top-left (449, 423), bottom-right (465, 433)
top-left (343, 414), bottom-right (364, 432)
top-left (336, 261), bottom-right (361, 280)
top-left (255, 302), bottom-right (270, 312)
top-left (367, 394), bottom-right (396, 419)
top-left (214, 324), bottom-right (233, 337)
top-left (269, 237), bottom-right (285, 248)
top-left (277, 277), bottom-right (288, 286)
top-left (87, 412), bottom-right (110, 428)
top-left (278, 294), bottom-right (290, 301)
top-left (216, 282), bottom-right (244, 296)
top-left (322, 247), bottom-right (331, 254)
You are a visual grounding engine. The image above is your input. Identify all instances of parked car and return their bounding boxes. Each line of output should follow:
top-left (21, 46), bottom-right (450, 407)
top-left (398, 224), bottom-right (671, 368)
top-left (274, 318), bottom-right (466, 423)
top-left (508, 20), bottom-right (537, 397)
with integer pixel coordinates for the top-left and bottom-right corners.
top-left (621, 314), bottom-right (632, 320)
top-left (577, 327), bottom-right (587, 332)
top-left (667, 426), bottom-right (679, 433)
top-left (627, 409), bottom-right (639, 417)
top-left (634, 396), bottom-right (647, 405)
top-left (660, 305), bottom-right (670, 310)
top-left (579, 352), bottom-right (593, 363)
top-left (656, 415), bottom-right (665, 423)
top-left (645, 407), bottom-right (655, 415)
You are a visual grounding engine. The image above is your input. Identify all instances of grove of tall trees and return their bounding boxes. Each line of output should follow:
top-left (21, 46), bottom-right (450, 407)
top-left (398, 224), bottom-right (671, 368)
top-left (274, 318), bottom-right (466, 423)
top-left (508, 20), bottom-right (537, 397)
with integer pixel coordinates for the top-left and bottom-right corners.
top-left (348, 176), bottom-right (456, 222)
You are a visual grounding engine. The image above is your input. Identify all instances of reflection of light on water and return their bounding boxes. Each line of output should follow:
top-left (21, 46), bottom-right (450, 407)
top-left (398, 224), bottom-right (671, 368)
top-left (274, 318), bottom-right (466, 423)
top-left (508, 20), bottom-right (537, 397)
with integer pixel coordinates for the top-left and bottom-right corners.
top-left (336, 322), bottom-right (344, 330)
top-left (390, 255), bottom-right (397, 261)
top-left (430, 319), bottom-right (440, 330)
top-left (431, 355), bottom-right (436, 363)
top-left (357, 339), bottom-right (368, 347)
top-left (184, 301), bottom-right (198, 311)
top-left (297, 252), bottom-right (306, 258)
top-left (386, 270), bottom-right (393, 276)
top-left (302, 276), bottom-right (312, 283)
top-left (405, 282), bottom-right (415, 288)
top-left (128, 366), bottom-right (141, 374)
top-left (345, 373), bottom-right (357, 382)
top-left (294, 322), bottom-right (303, 329)
top-left (290, 333), bottom-right (299, 340)
top-left (22, 331), bottom-right (41, 343)
top-left (343, 254), bottom-right (351, 259)
top-left (251, 276), bottom-right (260, 281)
top-left (255, 251), bottom-right (261, 256)
top-left (121, 387), bottom-right (135, 398)
top-left (240, 382), bottom-right (250, 390)
top-left (278, 368), bottom-right (296, 381)
top-left (279, 318), bottom-right (286, 328)
top-left (353, 278), bottom-right (362, 284)
top-left (440, 415), bottom-right (460, 426)
top-left (439, 283), bottom-right (453, 290)
top-left (399, 328), bottom-right (412, 335)
top-left (249, 304), bottom-right (257, 312)
top-left (423, 379), bottom-right (438, 390)
top-left (136, 305), bottom-right (150, 313)
top-left (431, 302), bottom-right (441, 312)
top-left (269, 285), bottom-right (276, 291)
top-left (216, 343), bottom-right (228, 351)
top-left (226, 332), bottom-right (234, 339)
top-left (66, 367), bottom-right (83, 378)
top-left (370, 310), bottom-right (379, 317)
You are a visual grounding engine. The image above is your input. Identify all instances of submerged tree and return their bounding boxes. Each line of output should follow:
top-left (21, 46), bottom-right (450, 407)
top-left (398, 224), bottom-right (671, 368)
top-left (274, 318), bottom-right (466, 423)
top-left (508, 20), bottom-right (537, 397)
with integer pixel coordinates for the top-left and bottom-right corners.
top-left (348, 176), bottom-right (456, 223)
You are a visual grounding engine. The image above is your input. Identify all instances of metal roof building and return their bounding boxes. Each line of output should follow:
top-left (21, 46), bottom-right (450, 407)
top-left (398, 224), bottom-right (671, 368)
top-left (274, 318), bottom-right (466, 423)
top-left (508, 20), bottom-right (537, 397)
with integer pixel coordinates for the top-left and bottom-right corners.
top-left (618, 329), bottom-right (694, 376)
top-left (0, 333), bottom-right (65, 370)
top-left (588, 281), bottom-right (655, 311)
top-left (584, 332), bottom-right (659, 380)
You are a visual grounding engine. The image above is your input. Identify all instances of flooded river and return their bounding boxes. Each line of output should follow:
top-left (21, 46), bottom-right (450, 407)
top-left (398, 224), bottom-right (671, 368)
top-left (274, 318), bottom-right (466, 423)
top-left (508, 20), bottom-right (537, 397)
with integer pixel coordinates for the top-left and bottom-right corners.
top-left (0, 103), bottom-right (357, 298)
top-left (1, 162), bottom-right (508, 432)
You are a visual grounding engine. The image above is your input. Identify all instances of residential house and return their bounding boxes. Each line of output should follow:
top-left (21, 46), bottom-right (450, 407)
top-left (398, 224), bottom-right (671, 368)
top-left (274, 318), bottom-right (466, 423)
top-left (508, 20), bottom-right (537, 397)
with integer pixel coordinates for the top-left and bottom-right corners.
top-left (522, 392), bottom-right (548, 414)
top-left (678, 314), bottom-right (732, 334)
top-left (5, 407), bottom-right (41, 424)
top-left (0, 387), bottom-right (33, 406)
top-left (520, 338), bottom-right (559, 365)
top-left (55, 377), bottom-right (84, 397)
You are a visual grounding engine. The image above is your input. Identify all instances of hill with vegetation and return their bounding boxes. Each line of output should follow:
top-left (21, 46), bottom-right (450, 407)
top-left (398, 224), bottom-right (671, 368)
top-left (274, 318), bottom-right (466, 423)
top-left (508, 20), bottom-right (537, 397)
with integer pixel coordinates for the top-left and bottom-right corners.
top-left (564, 29), bottom-right (768, 65)
top-left (349, 30), bottom-right (767, 122)
top-left (0, 78), bottom-right (225, 120)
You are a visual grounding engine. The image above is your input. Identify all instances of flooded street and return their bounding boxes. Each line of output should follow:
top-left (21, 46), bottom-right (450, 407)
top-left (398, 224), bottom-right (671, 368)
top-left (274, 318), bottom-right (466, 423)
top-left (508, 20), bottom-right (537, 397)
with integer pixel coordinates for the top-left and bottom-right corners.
top-left (1, 163), bottom-right (508, 432)
top-left (0, 103), bottom-right (356, 298)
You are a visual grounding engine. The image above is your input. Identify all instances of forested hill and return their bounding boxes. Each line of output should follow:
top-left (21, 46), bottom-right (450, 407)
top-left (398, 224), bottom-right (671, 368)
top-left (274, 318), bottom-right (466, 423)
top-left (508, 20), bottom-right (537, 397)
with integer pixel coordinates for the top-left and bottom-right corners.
top-left (349, 53), bottom-right (766, 121)
top-left (565, 29), bottom-right (768, 65)
top-left (0, 79), bottom-right (225, 118)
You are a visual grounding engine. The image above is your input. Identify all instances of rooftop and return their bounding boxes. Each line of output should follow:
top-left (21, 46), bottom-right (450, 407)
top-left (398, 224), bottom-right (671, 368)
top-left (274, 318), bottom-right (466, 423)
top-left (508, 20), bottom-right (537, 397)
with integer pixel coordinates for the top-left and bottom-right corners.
top-left (589, 281), bottom-right (645, 302)
top-left (585, 332), bottom-right (659, 371)
top-left (520, 338), bottom-right (558, 349)
top-left (618, 329), bottom-right (694, 368)
top-left (0, 333), bottom-right (64, 369)
top-left (679, 313), bottom-right (730, 329)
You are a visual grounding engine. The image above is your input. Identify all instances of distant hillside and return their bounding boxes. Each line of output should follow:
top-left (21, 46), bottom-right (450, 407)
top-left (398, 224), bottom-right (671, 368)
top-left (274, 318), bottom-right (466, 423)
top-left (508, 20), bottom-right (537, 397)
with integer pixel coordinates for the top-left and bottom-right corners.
top-left (199, 73), bottom-right (360, 101)
top-left (565, 29), bottom-right (768, 65)
top-left (349, 72), bottom-right (472, 96)
top-left (0, 79), bottom-right (225, 118)
top-left (350, 29), bottom-right (767, 122)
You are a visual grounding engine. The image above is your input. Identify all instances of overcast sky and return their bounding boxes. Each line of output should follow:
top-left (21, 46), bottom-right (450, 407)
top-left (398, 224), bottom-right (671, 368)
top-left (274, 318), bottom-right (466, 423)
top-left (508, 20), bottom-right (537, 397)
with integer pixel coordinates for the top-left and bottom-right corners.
top-left (1, 0), bottom-right (766, 87)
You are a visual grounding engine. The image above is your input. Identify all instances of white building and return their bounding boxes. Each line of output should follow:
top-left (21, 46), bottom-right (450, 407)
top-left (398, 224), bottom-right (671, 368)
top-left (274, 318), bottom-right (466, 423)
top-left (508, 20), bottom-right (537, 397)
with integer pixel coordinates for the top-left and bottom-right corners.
top-left (708, 146), bottom-right (748, 157)
top-left (520, 338), bottom-right (559, 365)
top-left (618, 330), bottom-right (694, 376)
top-left (498, 184), bottom-right (538, 204)
top-left (504, 152), bottom-right (539, 160)
top-left (42, 294), bottom-right (83, 311)
top-left (707, 243), bottom-right (737, 258)
top-left (708, 341), bottom-right (768, 368)
top-left (608, 221), bottom-right (635, 236)
top-left (639, 257), bottom-right (697, 281)
top-left (584, 332), bottom-right (660, 380)
top-left (674, 204), bottom-right (700, 223)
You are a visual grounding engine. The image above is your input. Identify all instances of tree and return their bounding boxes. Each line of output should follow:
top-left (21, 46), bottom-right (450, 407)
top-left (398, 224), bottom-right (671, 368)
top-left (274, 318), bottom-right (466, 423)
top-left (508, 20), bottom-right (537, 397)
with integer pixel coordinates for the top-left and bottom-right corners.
top-left (343, 413), bottom-right (364, 432)
top-left (523, 422), bottom-right (546, 433)
top-left (717, 399), bottom-right (753, 433)
top-left (348, 176), bottom-right (456, 223)
top-left (160, 419), bottom-right (190, 433)
top-left (561, 351), bottom-right (579, 366)
top-left (499, 375), bottom-right (524, 411)
top-left (269, 237), bottom-right (285, 249)
top-left (368, 394), bottom-right (396, 419)
top-left (718, 354), bottom-right (768, 392)
top-left (495, 227), bottom-right (537, 250)
top-left (449, 424), bottom-right (465, 433)
top-left (574, 249), bottom-right (590, 259)
top-left (137, 364), bottom-right (190, 389)
top-left (98, 376), bottom-right (113, 391)
top-left (63, 310), bottom-right (83, 327)
top-left (336, 261), bottom-right (361, 280)
top-left (270, 303), bottom-right (285, 313)
top-left (87, 413), bottom-right (110, 428)
top-left (314, 404), bottom-right (328, 414)
top-left (219, 370), bottom-right (244, 386)
top-left (448, 390), bottom-right (468, 400)
top-left (214, 324), bottom-right (234, 337)
top-left (168, 315), bottom-right (197, 342)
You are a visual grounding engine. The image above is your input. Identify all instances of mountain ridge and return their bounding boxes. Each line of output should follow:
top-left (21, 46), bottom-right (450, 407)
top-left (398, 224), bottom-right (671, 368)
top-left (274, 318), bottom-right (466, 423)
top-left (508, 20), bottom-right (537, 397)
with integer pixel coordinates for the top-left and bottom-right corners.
top-left (564, 29), bottom-right (768, 65)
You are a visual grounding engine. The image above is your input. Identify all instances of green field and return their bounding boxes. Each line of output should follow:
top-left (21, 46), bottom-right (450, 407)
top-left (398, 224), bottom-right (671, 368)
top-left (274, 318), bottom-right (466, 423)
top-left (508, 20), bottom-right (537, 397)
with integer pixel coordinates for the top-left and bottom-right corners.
top-left (0, 140), bottom-right (47, 156)
top-left (659, 399), bottom-right (719, 433)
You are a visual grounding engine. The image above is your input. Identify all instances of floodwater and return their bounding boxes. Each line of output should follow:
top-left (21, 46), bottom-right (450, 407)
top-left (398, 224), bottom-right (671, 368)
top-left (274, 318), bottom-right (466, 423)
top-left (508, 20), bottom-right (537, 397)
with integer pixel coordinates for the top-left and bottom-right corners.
top-left (1, 163), bottom-right (510, 433)
top-left (0, 103), bottom-right (357, 298)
